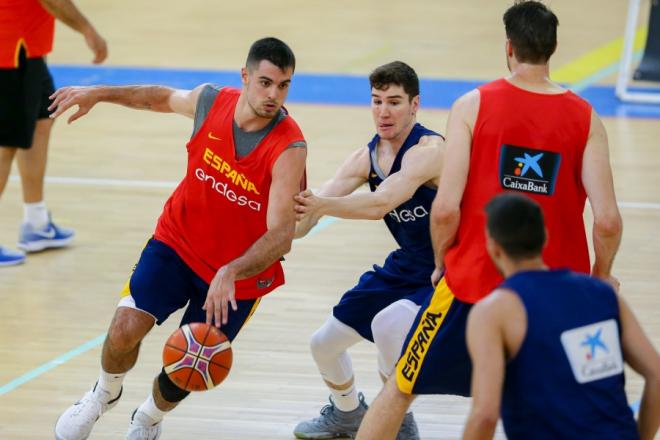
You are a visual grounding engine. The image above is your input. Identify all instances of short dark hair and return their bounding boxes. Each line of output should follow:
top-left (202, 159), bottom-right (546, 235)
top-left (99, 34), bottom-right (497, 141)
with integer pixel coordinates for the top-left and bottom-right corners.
top-left (246, 37), bottom-right (296, 72)
top-left (503, 1), bottom-right (558, 64)
top-left (369, 61), bottom-right (419, 101)
top-left (485, 193), bottom-right (545, 260)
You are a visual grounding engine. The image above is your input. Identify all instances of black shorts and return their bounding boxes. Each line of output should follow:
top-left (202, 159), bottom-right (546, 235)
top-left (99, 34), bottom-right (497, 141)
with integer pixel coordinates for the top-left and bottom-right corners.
top-left (0, 48), bottom-right (55, 148)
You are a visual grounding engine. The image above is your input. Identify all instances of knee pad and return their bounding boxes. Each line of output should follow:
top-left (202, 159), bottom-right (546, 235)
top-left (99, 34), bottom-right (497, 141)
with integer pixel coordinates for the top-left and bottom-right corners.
top-left (158, 369), bottom-right (190, 403)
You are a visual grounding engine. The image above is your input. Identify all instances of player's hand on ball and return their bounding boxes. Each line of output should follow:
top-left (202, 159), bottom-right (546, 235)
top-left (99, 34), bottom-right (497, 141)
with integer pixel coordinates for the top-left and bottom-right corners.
top-left (48, 86), bottom-right (100, 124)
top-left (205, 266), bottom-right (238, 327)
top-left (294, 189), bottom-right (321, 221)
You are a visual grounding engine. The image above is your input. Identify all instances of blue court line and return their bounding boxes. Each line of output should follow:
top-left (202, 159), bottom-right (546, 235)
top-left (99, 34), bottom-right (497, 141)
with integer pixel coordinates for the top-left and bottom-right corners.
top-left (49, 64), bottom-right (660, 119)
top-left (306, 216), bottom-right (338, 237)
top-left (0, 333), bottom-right (106, 396)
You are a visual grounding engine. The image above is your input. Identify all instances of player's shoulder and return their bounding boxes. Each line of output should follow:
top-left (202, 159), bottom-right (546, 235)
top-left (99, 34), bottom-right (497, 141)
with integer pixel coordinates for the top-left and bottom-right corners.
top-left (474, 286), bottom-right (523, 317)
top-left (454, 88), bottom-right (481, 110)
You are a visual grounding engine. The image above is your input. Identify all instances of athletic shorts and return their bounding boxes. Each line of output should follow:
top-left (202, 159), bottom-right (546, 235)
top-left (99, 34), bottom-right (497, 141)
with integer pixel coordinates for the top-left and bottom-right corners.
top-left (118, 238), bottom-right (260, 342)
top-left (395, 277), bottom-right (472, 396)
top-left (0, 48), bottom-right (55, 148)
top-left (333, 254), bottom-right (433, 342)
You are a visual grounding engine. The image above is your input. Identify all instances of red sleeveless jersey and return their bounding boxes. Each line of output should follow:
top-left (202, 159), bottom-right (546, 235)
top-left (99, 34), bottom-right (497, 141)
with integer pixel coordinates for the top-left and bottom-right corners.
top-left (445, 79), bottom-right (592, 303)
top-left (0, 0), bottom-right (54, 67)
top-left (154, 87), bottom-right (305, 299)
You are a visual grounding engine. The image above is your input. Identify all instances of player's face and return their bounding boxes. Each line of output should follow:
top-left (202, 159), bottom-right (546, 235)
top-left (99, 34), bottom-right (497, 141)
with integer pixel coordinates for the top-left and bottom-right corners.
top-left (242, 60), bottom-right (293, 119)
top-left (371, 85), bottom-right (419, 141)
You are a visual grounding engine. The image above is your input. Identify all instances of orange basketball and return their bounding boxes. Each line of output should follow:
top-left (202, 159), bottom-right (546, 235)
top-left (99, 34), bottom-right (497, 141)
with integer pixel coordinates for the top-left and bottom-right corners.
top-left (162, 322), bottom-right (232, 391)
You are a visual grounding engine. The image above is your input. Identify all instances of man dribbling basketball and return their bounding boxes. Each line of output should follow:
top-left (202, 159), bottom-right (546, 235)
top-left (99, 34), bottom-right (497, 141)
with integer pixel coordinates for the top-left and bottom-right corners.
top-left (52, 37), bottom-right (306, 440)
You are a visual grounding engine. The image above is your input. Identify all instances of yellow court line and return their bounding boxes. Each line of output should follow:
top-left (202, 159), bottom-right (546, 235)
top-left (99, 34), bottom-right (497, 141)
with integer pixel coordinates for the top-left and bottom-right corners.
top-left (551, 27), bottom-right (647, 83)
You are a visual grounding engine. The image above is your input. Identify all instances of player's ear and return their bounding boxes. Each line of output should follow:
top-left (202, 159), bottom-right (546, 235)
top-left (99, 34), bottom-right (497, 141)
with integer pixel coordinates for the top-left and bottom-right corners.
top-left (411, 95), bottom-right (420, 115)
top-left (241, 67), bottom-right (249, 86)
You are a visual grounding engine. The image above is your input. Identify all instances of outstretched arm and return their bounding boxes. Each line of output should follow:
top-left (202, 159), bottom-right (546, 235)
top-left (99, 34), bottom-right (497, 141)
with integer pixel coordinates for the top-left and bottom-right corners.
top-left (294, 145), bottom-right (370, 238)
top-left (204, 146), bottom-right (307, 326)
top-left (430, 90), bottom-right (478, 284)
top-left (294, 135), bottom-right (444, 237)
top-left (582, 110), bottom-right (623, 288)
top-left (48, 83), bottom-right (209, 123)
top-left (39, 0), bottom-right (107, 64)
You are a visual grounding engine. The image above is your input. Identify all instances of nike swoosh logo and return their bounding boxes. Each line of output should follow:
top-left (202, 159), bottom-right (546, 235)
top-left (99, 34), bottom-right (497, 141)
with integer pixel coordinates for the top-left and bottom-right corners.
top-left (33, 227), bottom-right (56, 239)
top-left (208, 132), bottom-right (222, 141)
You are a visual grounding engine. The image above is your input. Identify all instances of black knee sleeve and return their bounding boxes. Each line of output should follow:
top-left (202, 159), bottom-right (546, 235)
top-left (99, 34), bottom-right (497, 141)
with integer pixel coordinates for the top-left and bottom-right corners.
top-left (158, 369), bottom-right (190, 403)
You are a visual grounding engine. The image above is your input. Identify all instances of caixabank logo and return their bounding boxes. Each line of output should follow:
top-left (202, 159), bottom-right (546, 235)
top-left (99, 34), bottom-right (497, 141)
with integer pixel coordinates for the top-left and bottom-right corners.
top-left (499, 144), bottom-right (562, 196)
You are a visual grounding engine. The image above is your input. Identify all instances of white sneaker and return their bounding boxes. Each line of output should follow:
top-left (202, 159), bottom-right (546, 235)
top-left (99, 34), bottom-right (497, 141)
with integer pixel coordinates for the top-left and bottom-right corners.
top-left (55, 385), bottom-right (122, 440)
top-left (125, 409), bottom-right (162, 440)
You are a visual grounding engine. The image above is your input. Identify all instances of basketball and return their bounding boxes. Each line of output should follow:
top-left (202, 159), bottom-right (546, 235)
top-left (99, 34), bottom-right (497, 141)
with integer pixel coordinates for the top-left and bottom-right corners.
top-left (162, 322), bottom-right (233, 392)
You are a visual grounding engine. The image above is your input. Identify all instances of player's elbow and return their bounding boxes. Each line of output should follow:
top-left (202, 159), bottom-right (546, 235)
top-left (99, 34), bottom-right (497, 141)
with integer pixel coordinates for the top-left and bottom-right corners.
top-left (431, 202), bottom-right (460, 227)
top-left (594, 211), bottom-right (622, 239)
top-left (468, 408), bottom-right (499, 433)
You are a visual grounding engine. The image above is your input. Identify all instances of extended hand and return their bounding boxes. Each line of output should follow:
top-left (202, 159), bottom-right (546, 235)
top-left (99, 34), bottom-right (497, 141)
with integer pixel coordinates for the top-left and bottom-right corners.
top-left (293, 189), bottom-right (322, 221)
top-left (204, 266), bottom-right (238, 327)
top-left (48, 87), bottom-right (99, 123)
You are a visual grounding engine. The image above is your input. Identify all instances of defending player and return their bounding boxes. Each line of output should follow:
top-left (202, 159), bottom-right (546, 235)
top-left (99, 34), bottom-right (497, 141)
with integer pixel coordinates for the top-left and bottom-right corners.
top-left (293, 61), bottom-right (444, 440)
top-left (464, 193), bottom-right (660, 440)
top-left (357, 2), bottom-right (623, 438)
top-left (50, 38), bottom-right (307, 440)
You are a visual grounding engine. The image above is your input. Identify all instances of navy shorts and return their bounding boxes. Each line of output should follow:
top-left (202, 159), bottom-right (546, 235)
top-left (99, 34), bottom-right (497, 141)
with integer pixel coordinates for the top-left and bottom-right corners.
top-left (333, 254), bottom-right (433, 342)
top-left (0, 48), bottom-right (55, 148)
top-left (395, 277), bottom-right (472, 396)
top-left (119, 238), bottom-right (259, 342)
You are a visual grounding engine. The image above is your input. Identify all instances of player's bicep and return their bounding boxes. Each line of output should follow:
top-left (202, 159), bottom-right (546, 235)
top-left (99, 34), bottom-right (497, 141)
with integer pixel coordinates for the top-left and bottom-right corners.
top-left (582, 110), bottom-right (619, 219)
top-left (436, 92), bottom-right (478, 211)
top-left (316, 146), bottom-right (370, 197)
top-left (267, 147), bottom-right (308, 231)
top-left (380, 137), bottom-right (444, 205)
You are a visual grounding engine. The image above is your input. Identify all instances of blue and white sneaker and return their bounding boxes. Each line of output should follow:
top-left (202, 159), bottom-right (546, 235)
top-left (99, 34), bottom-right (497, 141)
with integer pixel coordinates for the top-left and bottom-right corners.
top-left (17, 216), bottom-right (75, 253)
top-left (0, 246), bottom-right (26, 266)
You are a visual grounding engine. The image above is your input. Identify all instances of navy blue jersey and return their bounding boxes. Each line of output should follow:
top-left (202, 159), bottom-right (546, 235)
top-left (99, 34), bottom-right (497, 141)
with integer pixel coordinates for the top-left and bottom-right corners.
top-left (500, 270), bottom-right (638, 440)
top-left (367, 123), bottom-right (439, 279)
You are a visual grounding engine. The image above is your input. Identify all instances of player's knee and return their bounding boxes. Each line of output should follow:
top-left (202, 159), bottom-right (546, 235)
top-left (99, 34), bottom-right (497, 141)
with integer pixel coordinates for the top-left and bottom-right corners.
top-left (309, 322), bottom-right (344, 362)
top-left (309, 327), bottom-right (331, 361)
top-left (157, 369), bottom-right (190, 403)
top-left (106, 312), bottom-right (152, 354)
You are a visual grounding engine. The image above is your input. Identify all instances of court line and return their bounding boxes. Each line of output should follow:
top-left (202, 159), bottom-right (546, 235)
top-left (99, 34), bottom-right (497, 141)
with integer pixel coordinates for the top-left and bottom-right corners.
top-left (0, 333), bottom-right (106, 396)
top-left (551, 27), bottom-right (647, 84)
top-left (8, 175), bottom-right (660, 211)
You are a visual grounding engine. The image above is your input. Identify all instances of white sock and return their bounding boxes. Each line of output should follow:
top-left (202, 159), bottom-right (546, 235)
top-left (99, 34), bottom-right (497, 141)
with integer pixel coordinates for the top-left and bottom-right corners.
top-left (23, 201), bottom-right (49, 229)
top-left (95, 368), bottom-right (125, 401)
top-left (331, 384), bottom-right (359, 412)
top-left (136, 394), bottom-right (167, 424)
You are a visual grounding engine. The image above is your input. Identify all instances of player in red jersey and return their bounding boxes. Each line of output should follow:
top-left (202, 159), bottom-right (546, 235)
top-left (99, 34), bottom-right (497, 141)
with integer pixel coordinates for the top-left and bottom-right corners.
top-left (0, 0), bottom-right (106, 265)
top-left (50, 38), bottom-right (307, 440)
top-left (357, 2), bottom-right (623, 438)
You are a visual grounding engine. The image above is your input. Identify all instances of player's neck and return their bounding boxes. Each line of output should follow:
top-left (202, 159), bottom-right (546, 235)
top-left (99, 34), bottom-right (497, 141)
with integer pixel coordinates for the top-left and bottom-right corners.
top-left (502, 256), bottom-right (547, 278)
top-left (507, 63), bottom-right (564, 94)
